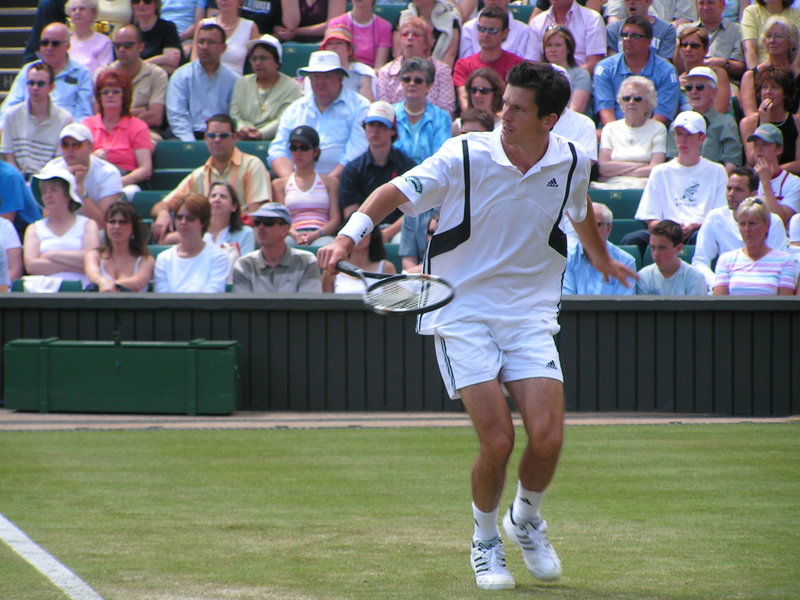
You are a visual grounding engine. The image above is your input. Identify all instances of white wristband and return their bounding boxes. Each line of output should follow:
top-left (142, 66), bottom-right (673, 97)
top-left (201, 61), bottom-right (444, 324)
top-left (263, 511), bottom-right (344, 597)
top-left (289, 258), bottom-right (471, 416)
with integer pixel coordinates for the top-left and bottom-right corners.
top-left (338, 211), bottom-right (374, 245)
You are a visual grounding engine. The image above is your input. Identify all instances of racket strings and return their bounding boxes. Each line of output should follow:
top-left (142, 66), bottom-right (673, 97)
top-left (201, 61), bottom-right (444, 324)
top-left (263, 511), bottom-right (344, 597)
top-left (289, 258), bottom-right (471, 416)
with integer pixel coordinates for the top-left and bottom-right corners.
top-left (365, 278), bottom-right (452, 312)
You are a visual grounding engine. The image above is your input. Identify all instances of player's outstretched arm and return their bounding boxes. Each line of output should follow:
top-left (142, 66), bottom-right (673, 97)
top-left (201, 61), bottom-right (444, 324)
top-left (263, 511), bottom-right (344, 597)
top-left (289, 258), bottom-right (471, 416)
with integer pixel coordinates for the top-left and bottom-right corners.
top-left (570, 196), bottom-right (638, 287)
top-left (317, 183), bottom-right (409, 275)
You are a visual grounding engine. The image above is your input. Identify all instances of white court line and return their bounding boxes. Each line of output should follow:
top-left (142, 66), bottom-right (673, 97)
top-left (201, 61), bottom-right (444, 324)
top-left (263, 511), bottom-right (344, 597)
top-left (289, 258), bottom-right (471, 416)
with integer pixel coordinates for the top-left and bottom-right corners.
top-left (0, 513), bottom-right (105, 600)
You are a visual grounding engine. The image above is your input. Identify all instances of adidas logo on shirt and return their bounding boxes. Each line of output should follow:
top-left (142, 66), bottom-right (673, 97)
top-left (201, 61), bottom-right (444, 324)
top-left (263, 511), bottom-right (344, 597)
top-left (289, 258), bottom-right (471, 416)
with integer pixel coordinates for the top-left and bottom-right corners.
top-left (546, 360), bottom-right (558, 370)
top-left (546, 178), bottom-right (558, 188)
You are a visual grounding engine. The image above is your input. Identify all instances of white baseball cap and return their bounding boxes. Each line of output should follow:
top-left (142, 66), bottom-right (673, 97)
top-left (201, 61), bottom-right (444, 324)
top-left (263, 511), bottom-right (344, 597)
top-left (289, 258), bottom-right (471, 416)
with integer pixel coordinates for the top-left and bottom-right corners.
top-left (686, 66), bottom-right (718, 87)
top-left (246, 34), bottom-right (282, 62)
top-left (59, 122), bottom-right (93, 143)
top-left (31, 163), bottom-right (83, 207)
top-left (670, 110), bottom-right (706, 135)
top-left (364, 101), bottom-right (396, 128)
top-left (298, 51), bottom-right (348, 77)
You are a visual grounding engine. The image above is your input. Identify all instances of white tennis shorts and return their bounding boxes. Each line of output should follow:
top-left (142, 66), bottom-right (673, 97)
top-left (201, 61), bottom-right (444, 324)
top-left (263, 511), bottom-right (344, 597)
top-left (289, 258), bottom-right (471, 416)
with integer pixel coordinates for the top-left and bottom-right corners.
top-left (433, 318), bottom-right (563, 399)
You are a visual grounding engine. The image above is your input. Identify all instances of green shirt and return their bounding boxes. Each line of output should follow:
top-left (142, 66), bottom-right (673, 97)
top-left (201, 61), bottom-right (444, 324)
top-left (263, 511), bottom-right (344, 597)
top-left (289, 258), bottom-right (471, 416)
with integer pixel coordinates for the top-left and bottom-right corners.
top-left (229, 73), bottom-right (302, 141)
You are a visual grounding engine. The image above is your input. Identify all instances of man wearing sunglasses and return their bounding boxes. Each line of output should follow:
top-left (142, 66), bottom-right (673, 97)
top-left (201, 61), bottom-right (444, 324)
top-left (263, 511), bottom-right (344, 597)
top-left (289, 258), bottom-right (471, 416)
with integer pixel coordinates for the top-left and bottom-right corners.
top-left (665, 66), bottom-right (742, 171)
top-left (232, 203), bottom-right (322, 292)
top-left (1, 22), bottom-right (93, 124)
top-left (594, 15), bottom-right (679, 127)
top-left (459, 0), bottom-right (537, 60)
top-left (151, 114), bottom-right (271, 242)
top-left (96, 24), bottom-right (168, 143)
top-left (1, 61), bottom-right (73, 178)
top-left (606, 0), bottom-right (677, 60)
top-left (454, 7), bottom-right (524, 113)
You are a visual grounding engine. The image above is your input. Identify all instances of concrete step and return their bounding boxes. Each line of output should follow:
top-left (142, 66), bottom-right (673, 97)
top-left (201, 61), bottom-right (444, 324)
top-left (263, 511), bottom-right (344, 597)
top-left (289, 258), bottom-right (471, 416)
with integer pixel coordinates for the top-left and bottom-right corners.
top-left (0, 27), bottom-right (32, 47)
top-left (0, 48), bottom-right (25, 70)
top-left (1, 68), bottom-right (18, 93)
top-left (0, 7), bottom-right (37, 27)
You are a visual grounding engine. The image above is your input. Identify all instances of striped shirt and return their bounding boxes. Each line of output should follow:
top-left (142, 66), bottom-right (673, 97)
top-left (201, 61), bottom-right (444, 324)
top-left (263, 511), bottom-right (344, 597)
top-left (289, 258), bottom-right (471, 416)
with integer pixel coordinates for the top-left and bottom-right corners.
top-left (714, 248), bottom-right (798, 295)
top-left (163, 147), bottom-right (271, 209)
top-left (0, 101), bottom-right (73, 175)
top-left (283, 172), bottom-right (330, 231)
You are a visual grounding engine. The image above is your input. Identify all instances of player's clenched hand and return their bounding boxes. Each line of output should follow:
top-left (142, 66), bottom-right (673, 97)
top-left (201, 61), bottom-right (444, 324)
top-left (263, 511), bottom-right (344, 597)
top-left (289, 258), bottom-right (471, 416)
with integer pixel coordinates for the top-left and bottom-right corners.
top-left (317, 236), bottom-right (355, 275)
top-left (595, 257), bottom-right (639, 287)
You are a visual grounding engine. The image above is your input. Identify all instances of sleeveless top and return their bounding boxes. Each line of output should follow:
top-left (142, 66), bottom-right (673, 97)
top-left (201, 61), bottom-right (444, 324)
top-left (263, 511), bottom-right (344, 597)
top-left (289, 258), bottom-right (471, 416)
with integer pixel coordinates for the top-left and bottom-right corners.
top-left (100, 255), bottom-right (147, 293)
top-left (296, 0), bottom-right (329, 40)
top-left (34, 215), bottom-right (90, 285)
top-left (201, 16), bottom-right (254, 75)
top-left (334, 260), bottom-right (386, 293)
top-left (284, 172), bottom-right (330, 230)
top-left (775, 115), bottom-right (798, 165)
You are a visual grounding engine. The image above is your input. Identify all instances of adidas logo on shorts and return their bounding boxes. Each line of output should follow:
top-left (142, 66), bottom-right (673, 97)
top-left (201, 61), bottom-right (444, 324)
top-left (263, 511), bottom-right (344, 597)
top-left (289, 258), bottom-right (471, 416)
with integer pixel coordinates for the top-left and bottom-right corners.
top-left (546, 360), bottom-right (558, 370)
top-left (546, 178), bottom-right (558, 188)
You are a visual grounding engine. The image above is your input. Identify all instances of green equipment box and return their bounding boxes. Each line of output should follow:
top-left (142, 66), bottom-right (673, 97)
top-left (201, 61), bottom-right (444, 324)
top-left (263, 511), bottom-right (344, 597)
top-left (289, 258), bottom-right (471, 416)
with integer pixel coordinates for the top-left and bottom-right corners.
top-left (4, 338), bottom-right (241, 415)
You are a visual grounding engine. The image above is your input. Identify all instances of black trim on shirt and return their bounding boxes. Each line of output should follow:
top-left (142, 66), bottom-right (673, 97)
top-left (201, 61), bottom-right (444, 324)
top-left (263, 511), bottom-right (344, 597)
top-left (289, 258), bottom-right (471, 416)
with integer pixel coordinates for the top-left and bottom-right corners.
top-left (548, 141), bottom-right (578, 258)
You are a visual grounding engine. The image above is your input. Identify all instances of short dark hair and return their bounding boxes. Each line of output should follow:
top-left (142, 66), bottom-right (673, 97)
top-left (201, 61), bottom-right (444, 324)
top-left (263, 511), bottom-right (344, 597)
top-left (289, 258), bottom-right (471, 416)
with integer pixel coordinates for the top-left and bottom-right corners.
top-left (730, 166), bottom-right (759, 192)
top-left (29, 61), bottom-right (55, 84)
top-left (506, 61), bottom-right (570, 119)
top-left (205, 113), bottom-right (237, 132)
top-left (755, 64), bottom-right (798, 113)
top-left (198, 22), bottom-right (226, 44)
top-left (479, 5), bottom-right (509, 29)
top-left (650, 220), bottom-right (684, 246)
top-left (460, 108), bottom-right (495, 132)
top-left (368, 227), bottom-right (386, 262)
top-left (622, 15), bottom-right (653, 39)
top-left (174, 193), bottom-right (212, 234)
top-left (248, 41), bottom-right (280, 67)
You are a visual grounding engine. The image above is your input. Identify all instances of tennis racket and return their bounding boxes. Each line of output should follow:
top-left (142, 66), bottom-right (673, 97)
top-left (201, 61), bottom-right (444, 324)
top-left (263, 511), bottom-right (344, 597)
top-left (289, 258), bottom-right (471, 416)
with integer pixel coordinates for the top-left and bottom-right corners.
top-left (336, 261), bottom-right (455, 315)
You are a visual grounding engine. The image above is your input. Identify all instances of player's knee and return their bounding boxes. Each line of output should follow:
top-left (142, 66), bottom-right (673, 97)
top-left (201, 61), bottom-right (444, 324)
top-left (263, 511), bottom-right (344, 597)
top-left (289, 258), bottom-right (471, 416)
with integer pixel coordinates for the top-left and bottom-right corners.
top-left (480, 428), bottom-right (515, 462)
top-left (531, 426), bottom-right (563, 457)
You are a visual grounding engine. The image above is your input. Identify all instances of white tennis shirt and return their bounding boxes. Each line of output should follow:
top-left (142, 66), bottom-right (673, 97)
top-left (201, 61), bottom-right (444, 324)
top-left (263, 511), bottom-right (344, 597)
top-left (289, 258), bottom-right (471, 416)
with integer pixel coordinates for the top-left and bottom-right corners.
top-left (392, 128), bottom-right (590, 334)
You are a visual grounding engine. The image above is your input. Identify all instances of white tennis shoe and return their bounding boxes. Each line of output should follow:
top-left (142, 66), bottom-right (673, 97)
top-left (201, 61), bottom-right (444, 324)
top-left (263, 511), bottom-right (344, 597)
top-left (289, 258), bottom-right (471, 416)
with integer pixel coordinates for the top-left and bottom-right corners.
top-left (502, 509), bottom-right (562, 581)
top-left (470, 537), bottom-right (516, 590)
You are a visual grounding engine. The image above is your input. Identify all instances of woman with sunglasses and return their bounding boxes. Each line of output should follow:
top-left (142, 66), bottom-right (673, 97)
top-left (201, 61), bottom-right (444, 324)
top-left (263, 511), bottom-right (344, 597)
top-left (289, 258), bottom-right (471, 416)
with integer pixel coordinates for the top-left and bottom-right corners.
top-left (739, 16), bottom-right (800, 117)
top-left (153, 193), bottom-right (230, 293)
top-left (714, 198), bottom-right (798, 295)
top-left (375, 17), bottom-right (455, 116)
top-left (132, 0), bottom-right (182, 75)
top-left (541, 26), bottom-right (592, 116)
top-left (271, 126), bottom-right (340, 247)
top-left (85, 201), bottom-right (154, 292)
top-left (193, 0), bottom-right (259, 75)
top-left (674, 27), bottom-right (730, 115)
top-left (24, 165), bottom-right (100, 289)
top-left (392, 57), bottom-right (451, 166)
top-left (592, 76), bottom-right (667, 190)
top-left (66, 0), bottom-right (114, 75)
top-left (82, 68), bottom-right (153, 201)
top-left (451, 67), bottom-right (502, 135)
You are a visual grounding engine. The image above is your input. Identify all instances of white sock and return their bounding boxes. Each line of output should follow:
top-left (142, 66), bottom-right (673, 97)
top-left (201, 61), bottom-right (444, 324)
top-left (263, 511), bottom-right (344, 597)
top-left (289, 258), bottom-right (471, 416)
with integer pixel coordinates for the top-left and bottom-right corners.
top-left (511, 482), bottom-right (544, 526)
top-left (472, 503), bottom-right (500, 542)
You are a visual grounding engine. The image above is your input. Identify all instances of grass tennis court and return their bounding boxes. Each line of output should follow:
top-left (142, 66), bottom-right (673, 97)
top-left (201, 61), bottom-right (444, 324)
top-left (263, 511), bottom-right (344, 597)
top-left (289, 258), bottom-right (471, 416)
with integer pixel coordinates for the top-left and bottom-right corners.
top-left (0, 423), bottom-right (798, 600)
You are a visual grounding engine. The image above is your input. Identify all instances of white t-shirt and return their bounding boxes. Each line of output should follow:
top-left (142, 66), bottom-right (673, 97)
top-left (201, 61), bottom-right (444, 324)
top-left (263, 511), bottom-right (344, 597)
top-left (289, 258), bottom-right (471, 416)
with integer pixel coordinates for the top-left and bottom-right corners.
top-left (44, 155), bottom-right (124, 203)
top-left (636, 260), bottom-right (708, 295)
top-left (0, 218), bottom-right (21, 286)
top-left (635, 157), bottom-right (727, 225)
top-left (553, 109), bottom-right (598, 162)
top-left (153, 242), bottom-right (230, 293)
top-left (692, 205), bottom-right (789, 287)
top-left (756, 170), bottom-right (800, 215)
top-left (392, 129), bottom-right (590, 334)
top-left (789, 212), bottom-right (800, 242)
top-left (600, 118), bottom-right (667, 163)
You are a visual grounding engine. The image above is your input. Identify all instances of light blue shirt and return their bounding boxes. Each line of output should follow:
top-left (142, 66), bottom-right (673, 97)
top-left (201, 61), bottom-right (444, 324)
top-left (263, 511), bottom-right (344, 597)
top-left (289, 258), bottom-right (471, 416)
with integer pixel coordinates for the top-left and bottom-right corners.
top-left (636, 261), bottom-right (709, 295)
top-left (268, 87), bottom-right (370, 175)
top-left (160, 0), bottom-right (206, 34)
top-left (563, 240), bottom-right (636, 295)
top-left (0, 58), bottom-right (93, 122)
top-left (166, 61), bottom-right (240, 142)
top-left (593, 51), bottom-right (679, 122)
top-left (392, 102), bottom-right (452, 166)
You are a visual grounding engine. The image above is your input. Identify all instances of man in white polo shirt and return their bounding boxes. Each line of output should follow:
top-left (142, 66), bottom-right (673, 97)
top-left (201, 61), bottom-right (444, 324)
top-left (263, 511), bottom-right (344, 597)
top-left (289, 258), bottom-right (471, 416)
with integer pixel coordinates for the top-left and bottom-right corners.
top-left (318, 62), bottom-right (634, 591)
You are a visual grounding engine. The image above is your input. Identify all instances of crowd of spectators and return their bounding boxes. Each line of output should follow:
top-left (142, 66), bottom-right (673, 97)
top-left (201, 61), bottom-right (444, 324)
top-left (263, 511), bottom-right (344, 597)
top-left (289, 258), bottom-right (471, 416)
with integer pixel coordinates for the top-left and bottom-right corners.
top-left (0, 0), bottom-right (799, 296)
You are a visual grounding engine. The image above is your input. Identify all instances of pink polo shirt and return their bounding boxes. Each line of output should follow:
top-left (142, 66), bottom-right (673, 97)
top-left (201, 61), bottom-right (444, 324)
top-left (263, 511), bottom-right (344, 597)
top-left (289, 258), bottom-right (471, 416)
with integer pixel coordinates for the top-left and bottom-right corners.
top-left (83, 114), bottom-right (152, 173)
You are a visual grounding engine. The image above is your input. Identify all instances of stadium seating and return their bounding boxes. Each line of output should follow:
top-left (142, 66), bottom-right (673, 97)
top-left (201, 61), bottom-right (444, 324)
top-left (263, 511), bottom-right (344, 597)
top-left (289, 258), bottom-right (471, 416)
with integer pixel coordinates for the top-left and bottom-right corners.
top-left (280, 42), bottom-right (318, 78)
top-left (608, 218), bottom-right (646, 245)
top-left (589, 188), bottom-right (643, 219)
top-left (12, 279), bottom-right (84, 292)
top-left (373, 4), bottom-right (405, 27)
top-left (509, 3), bottom-right (534, 23)
top-left (619, 244), bottom-right (642, 271)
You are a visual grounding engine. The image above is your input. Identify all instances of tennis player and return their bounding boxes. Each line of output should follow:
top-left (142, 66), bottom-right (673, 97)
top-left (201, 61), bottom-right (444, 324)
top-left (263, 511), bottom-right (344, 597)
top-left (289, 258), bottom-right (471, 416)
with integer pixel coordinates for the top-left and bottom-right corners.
top-left (318, 62), bottom-right (635, 590)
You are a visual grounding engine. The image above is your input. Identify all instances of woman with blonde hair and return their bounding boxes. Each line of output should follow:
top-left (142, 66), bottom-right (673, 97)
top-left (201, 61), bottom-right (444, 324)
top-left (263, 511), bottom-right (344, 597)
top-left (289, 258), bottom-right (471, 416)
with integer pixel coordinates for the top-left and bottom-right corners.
top-left (714, 198), bottom-right (798, 295)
